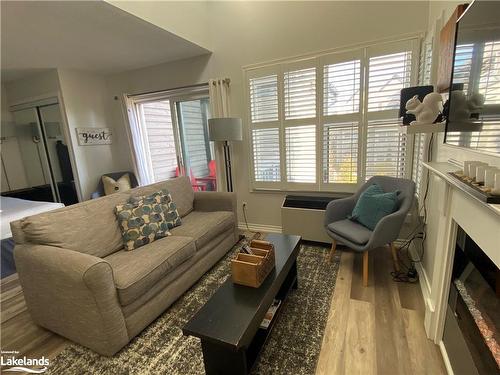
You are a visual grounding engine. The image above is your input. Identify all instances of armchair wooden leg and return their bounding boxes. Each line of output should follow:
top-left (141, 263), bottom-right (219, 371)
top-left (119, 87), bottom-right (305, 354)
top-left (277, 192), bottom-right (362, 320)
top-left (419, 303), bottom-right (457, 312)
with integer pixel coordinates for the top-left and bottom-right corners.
top-left (363, 251), bottom-right (369, 287)
top-left (390, 242), bottom-right (400, 272)
top-left (328, 239), bottom-right (337, 262)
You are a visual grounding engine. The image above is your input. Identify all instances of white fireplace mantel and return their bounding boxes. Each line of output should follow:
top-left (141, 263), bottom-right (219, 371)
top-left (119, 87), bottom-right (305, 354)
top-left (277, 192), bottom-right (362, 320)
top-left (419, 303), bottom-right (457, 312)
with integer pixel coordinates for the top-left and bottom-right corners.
top-left (420, 161), bottom-right (500, 372)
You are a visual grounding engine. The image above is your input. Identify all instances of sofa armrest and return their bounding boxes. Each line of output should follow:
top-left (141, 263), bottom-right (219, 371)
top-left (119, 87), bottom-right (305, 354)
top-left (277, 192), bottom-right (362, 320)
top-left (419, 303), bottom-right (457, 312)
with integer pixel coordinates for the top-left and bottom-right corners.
top-left (324, 196), bottom-right (357, 227)
top-left (14, 244), bottom-right (129, 356)
top-left (193, 191), bottom-right (237, 216)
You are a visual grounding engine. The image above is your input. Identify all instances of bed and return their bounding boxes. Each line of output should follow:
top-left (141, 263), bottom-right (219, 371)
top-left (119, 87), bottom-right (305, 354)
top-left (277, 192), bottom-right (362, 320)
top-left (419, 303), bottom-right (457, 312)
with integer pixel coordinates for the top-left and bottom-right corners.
top-left (1, 197), bottom-right (64, 279)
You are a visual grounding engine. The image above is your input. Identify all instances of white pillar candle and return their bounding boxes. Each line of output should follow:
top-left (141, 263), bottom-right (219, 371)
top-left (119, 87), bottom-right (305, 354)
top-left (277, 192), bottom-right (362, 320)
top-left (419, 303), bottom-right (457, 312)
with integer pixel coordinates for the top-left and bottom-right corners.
top-left (492, 171), bottom-right (500, 195)
top-left (476, 164), bottom-right (488, 183)
top-left (484, 167), bottom-right (499, 188)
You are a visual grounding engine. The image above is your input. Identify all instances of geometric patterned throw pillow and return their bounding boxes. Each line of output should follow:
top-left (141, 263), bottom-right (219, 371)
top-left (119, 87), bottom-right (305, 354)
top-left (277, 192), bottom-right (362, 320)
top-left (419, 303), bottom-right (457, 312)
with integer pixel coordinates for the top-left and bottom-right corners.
top-left (115, 190), bottom-right (173, 251)
top-left (129, 189), bottom-right (182, 230)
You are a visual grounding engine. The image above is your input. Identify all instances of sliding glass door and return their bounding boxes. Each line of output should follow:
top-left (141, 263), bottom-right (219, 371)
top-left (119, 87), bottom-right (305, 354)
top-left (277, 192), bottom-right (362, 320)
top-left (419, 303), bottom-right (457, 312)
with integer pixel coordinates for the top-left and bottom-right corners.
top-left (126, 87), bottom-right (216, 190)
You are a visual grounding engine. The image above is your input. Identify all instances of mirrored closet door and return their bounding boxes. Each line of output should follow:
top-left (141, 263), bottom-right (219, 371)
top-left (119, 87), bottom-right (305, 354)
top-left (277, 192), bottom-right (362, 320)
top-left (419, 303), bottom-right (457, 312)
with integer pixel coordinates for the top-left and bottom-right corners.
top-left (1, 100), bottom-right (78, 205)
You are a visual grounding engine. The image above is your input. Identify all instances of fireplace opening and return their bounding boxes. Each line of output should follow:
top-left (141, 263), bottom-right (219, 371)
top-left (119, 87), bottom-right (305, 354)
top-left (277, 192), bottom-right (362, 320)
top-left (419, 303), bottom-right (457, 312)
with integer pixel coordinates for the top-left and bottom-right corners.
top-left (443, 226), bottom-right (499, 375)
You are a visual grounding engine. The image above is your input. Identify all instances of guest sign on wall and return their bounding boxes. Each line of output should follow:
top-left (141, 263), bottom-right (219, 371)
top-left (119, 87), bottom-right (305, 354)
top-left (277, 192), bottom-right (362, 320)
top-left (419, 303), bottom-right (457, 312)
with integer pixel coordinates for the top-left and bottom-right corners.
top-left (76, 128), bottom-right (112, 146)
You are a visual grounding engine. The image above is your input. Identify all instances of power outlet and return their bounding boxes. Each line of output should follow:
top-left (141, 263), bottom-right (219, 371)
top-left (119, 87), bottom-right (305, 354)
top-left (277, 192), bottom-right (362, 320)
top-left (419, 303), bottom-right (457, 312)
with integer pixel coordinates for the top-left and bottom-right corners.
top-left (242, 202), bottom-right (248, 208)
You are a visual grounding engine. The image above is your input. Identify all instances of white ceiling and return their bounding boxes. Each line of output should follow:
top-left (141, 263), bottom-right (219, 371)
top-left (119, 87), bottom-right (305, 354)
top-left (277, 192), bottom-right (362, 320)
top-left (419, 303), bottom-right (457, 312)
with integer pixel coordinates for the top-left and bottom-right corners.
top-left (1, 1), bottom-right (211, 82)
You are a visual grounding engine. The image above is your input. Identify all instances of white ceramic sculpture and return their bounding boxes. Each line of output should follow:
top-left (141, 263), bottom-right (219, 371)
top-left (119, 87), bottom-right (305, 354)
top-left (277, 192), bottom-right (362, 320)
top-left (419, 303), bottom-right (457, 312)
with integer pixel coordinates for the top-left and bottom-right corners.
top-left (405, 92), bottom-right (443, 126)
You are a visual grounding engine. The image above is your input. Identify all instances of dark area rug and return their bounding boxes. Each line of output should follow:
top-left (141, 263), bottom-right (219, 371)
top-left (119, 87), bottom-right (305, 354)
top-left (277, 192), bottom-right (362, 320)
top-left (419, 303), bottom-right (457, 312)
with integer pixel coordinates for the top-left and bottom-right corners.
top-left (47, 241), bottom-right (341, 375)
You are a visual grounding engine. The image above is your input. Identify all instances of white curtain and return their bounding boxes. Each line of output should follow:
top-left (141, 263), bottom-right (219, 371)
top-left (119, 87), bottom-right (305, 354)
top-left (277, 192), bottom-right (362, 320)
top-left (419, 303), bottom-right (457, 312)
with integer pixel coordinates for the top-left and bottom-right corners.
top-left (122, 94), bottom-right (154, 185)
top-left (208, 78), bottom-right (231, 191)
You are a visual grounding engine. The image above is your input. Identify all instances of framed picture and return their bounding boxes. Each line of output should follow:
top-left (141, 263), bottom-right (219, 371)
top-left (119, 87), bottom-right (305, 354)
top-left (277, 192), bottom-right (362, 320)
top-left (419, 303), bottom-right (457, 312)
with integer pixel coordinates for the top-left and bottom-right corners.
top-left (76, 127), bottom-right (112, 146)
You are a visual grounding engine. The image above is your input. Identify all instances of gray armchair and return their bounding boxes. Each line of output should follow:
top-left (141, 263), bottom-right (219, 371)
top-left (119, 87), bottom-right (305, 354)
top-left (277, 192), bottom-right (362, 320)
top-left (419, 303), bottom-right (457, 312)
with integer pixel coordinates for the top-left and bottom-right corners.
top-left (324, 176), bottom-right (415, 286)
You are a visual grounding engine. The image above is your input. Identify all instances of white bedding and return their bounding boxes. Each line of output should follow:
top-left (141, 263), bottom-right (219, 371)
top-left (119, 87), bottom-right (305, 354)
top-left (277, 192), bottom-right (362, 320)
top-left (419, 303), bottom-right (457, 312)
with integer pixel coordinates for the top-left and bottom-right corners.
top-left (0, 197), bottom-right (64, 239)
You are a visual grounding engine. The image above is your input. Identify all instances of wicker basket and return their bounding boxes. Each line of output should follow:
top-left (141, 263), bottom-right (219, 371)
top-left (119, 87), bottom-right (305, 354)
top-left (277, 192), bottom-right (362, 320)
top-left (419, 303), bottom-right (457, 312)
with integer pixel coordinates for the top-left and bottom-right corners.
top-left (231, 240), bottom-right (276, 288)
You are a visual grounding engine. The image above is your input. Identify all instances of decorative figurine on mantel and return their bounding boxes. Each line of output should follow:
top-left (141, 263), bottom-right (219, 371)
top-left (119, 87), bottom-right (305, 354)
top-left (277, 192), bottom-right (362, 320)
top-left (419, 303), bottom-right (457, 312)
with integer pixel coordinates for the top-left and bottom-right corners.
top-left (405, 92), bottom-right (443, 125)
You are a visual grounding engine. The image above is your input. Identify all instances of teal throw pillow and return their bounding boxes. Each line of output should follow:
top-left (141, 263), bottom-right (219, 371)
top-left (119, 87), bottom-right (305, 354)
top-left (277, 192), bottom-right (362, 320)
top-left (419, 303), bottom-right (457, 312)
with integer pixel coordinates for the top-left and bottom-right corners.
top-left (350, 183), bottom-right (399, 230)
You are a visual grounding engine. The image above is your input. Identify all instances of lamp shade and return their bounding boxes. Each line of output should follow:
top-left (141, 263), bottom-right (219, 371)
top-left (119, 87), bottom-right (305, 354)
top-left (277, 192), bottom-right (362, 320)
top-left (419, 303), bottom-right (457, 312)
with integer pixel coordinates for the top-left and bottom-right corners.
top-left (208, 118), bottom-right (243, 141)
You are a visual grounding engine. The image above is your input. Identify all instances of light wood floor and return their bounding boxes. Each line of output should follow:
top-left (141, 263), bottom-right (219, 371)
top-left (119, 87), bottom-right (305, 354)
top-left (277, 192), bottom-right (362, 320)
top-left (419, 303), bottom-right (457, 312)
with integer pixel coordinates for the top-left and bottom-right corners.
top-left (1, 245), bottom-right (445, 374)
top-left (316, 246), bottom-right (446, 375)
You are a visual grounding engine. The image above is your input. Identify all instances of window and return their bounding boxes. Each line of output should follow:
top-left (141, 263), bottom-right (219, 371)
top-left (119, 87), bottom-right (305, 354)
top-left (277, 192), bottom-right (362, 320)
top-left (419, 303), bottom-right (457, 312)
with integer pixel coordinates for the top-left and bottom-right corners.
top-left (139, 100), bottom-right (178, 182)
top-left (324, 60), bottom-right (360, 115)
top-left (246, 39), bottom-right (418, 191)
top-left (252, 128), bottom-right (280, 182)
top-left (367, 52), bottom-right (412, 112)
top-left (323, 121), bottom-right (358, 183)
top-left (284, 67), bottom-right (316, 119)
top-left (250, 75), bottom-right (279, 123)
top-left (365, 48), bottom-right (412, 178)
top-left (285, 125), bottom-right (316, 182)
top-left (125, 86), bottom-right (217, 190)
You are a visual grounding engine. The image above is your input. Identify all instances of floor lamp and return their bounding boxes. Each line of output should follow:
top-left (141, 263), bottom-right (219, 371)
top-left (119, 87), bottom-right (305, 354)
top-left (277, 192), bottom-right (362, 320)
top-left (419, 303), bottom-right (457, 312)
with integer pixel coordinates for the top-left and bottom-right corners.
top-left (208, 118), bottom-right (242, 192)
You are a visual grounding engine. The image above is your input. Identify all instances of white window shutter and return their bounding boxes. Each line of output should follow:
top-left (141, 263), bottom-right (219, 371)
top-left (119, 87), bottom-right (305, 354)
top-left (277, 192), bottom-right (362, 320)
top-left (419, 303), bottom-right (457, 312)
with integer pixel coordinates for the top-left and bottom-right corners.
top-left (285, 125), bottom-right (316, 183)
top-left (323, 122), bottom-right (358, 183)
top-left (367, 51), bottom-right (412, 112)
top-left (365, 119), bottom-right (407, 179)
top-left (324, 60), bottom-right (361, 115)
top-left (284, 67), bottom-right (316, 119)
top-left (250, 75), bottom-right (279, 123)
top-left (252, 128), bottom-right (281, 182)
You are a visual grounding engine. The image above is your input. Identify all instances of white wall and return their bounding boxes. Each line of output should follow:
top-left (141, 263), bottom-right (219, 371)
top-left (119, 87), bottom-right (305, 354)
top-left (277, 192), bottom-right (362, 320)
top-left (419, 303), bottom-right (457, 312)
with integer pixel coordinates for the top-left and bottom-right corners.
top-left (4, 70), bottom-right (60, 105)
top-left (57, 69), bottom-right (130, 200)
top-left (1, 84), bottom-right (14, 123)
top-left (106, 1), bottom-right (211, 51)
top-left (106, 1), bottom-right (430, 227)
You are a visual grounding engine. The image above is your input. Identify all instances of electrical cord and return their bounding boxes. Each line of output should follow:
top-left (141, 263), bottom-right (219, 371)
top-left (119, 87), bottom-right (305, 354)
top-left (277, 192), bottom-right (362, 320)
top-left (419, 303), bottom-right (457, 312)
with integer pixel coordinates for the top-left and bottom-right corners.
top-left (391, 133), bottom-right (434, 283)
top-left (242, 203), bottom-right (261, 240)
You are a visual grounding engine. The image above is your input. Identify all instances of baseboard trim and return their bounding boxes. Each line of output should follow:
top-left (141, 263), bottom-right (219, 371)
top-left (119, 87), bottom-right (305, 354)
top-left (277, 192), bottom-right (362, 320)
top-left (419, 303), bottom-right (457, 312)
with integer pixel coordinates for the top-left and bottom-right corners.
top-left (439, 340), bottom-right (454, 375)
top-left (238, 222), bottom-right (282, 234)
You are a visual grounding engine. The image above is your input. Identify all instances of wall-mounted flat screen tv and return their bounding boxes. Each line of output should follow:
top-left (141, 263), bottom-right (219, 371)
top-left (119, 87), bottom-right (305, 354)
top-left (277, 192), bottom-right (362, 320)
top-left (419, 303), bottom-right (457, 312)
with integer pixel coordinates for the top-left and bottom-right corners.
top-left (444, 0), bottom-right (500, 155)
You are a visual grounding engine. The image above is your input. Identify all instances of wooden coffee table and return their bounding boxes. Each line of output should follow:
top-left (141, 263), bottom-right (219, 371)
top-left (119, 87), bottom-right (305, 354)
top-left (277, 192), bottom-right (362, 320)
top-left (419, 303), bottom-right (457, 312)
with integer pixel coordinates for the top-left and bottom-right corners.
top-left (182, 233), bottom-right (301, 375)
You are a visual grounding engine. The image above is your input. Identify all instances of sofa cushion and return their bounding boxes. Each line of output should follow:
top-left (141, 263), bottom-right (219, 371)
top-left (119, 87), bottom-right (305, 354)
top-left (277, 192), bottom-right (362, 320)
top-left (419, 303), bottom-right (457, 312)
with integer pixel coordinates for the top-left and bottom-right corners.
top-left (170, 211), bottom-right (234, 250)
top-left (105, 236), bottom-right (195, 306)
top-left (21, 192), bottom-right (129, 257)
top-left (327, 219), bottom-right (372, 245)
top-left (129, 176), bottom-right (194, 217)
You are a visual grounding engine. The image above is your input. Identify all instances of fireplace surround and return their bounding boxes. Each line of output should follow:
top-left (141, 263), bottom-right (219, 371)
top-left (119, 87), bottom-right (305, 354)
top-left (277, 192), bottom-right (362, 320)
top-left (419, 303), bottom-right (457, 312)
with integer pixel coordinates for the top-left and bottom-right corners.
top-left (420, 161), bottom-right (500, 374)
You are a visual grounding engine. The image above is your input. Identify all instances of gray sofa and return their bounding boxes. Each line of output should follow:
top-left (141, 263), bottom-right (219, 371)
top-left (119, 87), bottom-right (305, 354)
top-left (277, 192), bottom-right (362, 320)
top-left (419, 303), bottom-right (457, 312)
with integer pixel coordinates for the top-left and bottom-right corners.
top-left (11, 176), bottom-right (238, 356)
